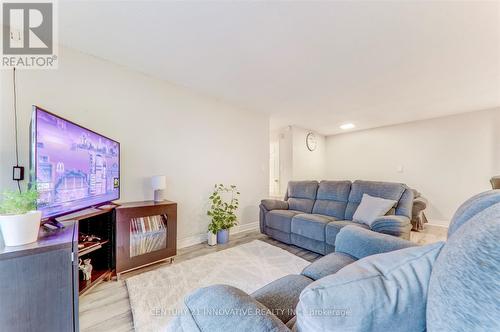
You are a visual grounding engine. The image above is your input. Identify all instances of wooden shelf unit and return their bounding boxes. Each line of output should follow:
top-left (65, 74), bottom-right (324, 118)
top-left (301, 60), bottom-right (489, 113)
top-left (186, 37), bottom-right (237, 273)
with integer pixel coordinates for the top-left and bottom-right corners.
top-left (115, 200), bottom-right (177, 277)
top-left (58, 207), bottom-right (115, 295)
top-left (78, 268), bottom-right (112, 294)
top-left (78, 239), bottom-right (110, 257)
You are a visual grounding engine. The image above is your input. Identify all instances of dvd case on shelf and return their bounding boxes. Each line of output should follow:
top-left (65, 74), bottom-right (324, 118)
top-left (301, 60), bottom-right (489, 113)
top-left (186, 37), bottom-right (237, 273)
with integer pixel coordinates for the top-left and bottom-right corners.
top-left (130, 214), bottom-right (168, 257)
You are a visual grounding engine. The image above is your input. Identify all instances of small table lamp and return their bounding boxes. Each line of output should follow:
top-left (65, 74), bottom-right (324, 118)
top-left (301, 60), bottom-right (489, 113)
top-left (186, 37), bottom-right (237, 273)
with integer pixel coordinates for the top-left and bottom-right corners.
top-left (152, 175), bottom-right (166, 202)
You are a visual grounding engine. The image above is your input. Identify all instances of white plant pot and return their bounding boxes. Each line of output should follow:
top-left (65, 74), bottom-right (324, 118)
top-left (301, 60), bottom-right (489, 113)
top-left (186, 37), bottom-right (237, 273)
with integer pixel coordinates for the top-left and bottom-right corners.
top-left (0, 211), bottom-right (42, 246)
top-left (207, 231), bottom-right (217, 246)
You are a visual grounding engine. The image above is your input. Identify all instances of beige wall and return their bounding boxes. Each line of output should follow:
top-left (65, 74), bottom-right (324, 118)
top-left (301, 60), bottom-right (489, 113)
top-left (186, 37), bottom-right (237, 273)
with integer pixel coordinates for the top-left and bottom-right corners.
top-left (276, 126), bottom-right (326, 195)
top-left (325, 108), bottom-right (500, 225)
top-left (292, 126), bottom-right (326, 181)
top-left (0, 47), bottom-right (269, 242)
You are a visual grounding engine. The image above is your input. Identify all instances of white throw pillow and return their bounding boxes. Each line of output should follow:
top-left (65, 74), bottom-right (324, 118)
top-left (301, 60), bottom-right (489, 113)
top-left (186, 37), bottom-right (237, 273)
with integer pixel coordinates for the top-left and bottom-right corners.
top-left (352, 194), bottom-right (397, 226)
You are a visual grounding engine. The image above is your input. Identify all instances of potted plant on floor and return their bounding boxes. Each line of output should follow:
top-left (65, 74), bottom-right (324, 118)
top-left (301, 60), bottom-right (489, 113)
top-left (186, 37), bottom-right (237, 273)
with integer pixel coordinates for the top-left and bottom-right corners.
top-left (207, 184), bottom-right (240, 245)
top-left (0, 189), bottom-right (41, 246)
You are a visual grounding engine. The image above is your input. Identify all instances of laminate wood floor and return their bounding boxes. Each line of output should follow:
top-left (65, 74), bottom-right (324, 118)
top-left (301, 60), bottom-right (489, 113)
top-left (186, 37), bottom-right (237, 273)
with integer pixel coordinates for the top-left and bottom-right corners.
top-left (79, 226), bottom-right (446, 332)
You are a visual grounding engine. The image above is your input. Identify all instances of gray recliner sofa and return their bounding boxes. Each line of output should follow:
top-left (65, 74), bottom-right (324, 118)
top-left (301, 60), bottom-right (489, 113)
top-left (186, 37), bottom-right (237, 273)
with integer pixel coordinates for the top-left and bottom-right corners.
top-left (168, 189), bottom-right (500, 332)
top-left (260, 180), bottom-right (414, 254)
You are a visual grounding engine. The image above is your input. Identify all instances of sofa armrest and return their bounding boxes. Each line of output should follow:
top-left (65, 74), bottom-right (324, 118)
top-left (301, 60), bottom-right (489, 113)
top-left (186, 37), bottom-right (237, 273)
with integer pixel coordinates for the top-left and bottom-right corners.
top-left (260, 200), bottom-right (289, 233)
top-left (261, 199), bottom-right (289, 211)
top-left (413, 197), bottom-right (428, 216)
top-left (335, 226), bottom-right (416, 260)
top-left (168, 285), bottom-right (290, 332)
top-left (370, 215), bottom-right (412, 239)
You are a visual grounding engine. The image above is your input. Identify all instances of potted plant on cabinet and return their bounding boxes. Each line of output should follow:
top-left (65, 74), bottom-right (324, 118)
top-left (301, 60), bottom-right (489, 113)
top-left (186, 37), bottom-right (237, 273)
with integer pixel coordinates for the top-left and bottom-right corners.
top-left (0, 189), bottom-right (41, 246)
top-left (207, 184), bottom-right (240, 245)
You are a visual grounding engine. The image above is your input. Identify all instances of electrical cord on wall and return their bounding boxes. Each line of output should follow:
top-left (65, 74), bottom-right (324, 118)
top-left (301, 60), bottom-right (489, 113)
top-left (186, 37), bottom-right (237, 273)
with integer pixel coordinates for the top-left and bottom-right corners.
top-left (13, 67), bottom-right (21, 193)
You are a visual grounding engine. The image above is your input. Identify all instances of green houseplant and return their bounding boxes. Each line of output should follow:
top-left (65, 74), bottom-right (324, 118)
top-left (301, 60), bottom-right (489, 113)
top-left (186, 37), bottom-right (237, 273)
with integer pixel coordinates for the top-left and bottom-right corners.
top-left (207, 184), bottom-right (240, 245)
top-left (0, 189), bottom-right (41, 246)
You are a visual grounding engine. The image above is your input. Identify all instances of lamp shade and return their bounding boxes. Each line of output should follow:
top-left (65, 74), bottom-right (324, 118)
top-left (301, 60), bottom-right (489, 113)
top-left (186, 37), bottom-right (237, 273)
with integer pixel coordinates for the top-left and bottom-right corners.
top-left (151, 175), bottom-right (166, 190)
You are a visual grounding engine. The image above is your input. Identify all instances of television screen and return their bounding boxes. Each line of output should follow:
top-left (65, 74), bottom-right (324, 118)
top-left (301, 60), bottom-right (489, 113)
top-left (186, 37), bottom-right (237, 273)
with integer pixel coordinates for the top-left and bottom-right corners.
top-left (31, 106), bottom-right (120, 219)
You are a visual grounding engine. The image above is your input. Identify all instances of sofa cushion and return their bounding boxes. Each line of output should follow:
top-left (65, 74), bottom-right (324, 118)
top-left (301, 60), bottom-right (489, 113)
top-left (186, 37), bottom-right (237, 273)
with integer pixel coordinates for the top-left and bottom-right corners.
top-left (447, 189), bottom-right (500, 237)
top-left (251, 274), bottom-right (313, 324)
top-left (352, 194), bottom-right (397, 226)
top-left (266, 210), bottom-right (302, 233)
top-left (288, 198), bottom-right (315, 214)
top-left (286, 181), bottom-right (319, 213)
top-left (325, 220), bottom-right (368, 246)
top-left (345, 180), bottom-right (406, 220)
top-left (291, 214), bottom-right (336, 242)
top-left (301, 252), bottom-right (356, 280)
top-left (287, 181), bottom-right (319, 200)
top-left (335, 226), bottom-right (416, 260)
top-left (291, 234), bottom-right (326, 255)
top-left (370, 215), bottom-right (412, 239)
top-left (296, 242), bottom-right (444, 332)
top-left (312, 181), bottom-right (351, 219)
top-left (427, 199), bottom-right (500, 332)
top-left (175, 284), bottom-right (289, 332)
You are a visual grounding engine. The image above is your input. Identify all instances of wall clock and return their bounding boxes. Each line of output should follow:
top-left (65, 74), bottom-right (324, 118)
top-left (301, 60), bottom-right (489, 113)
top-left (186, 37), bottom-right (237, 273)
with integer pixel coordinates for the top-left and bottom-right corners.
top-left (306, 132), bottom-right (317, 151)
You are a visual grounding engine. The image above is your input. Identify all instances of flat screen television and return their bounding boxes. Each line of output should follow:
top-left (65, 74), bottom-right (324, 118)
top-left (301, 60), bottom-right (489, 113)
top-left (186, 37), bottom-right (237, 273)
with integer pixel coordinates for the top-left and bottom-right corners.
top-left (30, 106), bottom-right (120, 219)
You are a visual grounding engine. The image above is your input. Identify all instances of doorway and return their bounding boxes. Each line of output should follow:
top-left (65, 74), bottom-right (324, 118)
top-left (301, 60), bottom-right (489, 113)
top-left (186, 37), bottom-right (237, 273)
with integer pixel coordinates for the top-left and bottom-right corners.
top-left (269, 140), bottom-right (280, 197)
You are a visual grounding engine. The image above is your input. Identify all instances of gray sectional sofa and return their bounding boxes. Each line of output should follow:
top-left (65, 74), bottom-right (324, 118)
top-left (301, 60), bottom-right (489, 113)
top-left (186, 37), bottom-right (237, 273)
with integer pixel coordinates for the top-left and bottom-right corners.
top-left (169, 190), bottom-right (500, 332)
top-left (259, 180), bottom-right (414, 254)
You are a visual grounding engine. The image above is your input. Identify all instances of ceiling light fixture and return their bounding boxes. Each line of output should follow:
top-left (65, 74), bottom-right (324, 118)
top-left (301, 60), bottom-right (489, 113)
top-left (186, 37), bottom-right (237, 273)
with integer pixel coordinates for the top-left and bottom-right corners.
top-left (340, 123), bottom-right (355, 130)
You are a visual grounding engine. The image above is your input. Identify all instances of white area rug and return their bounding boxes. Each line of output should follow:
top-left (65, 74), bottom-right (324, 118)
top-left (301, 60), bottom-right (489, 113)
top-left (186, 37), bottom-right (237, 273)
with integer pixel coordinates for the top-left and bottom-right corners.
top-left (126, 240), bottom-right (309, 332)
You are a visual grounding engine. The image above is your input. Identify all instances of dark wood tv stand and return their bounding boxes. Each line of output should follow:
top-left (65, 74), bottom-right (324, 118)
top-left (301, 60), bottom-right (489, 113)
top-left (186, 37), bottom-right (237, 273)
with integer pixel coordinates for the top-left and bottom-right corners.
top-left (0, 200), bottom-right (178, 331)
top-left (58, 200), bottom-right (178, 289)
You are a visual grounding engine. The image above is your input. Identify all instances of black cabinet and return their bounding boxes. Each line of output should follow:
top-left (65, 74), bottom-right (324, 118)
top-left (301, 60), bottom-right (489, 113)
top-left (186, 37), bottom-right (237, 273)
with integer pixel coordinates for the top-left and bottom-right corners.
top-left (0, 221), bottom-right (79, 332)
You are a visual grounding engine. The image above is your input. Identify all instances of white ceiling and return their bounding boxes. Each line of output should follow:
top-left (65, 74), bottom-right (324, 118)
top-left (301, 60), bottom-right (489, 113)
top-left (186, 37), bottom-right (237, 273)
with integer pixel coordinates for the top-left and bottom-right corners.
top-left (59, 1), bottom-right (500, 135)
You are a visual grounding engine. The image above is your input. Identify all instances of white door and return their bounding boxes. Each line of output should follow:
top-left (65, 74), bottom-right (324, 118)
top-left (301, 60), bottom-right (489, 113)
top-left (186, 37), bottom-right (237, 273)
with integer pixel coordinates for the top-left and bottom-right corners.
top-left (269, 141), bottom-right (280, 196)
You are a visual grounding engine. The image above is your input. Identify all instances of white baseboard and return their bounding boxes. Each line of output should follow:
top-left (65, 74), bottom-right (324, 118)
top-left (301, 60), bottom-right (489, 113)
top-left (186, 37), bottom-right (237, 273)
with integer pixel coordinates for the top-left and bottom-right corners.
top-left (426, 219), bottom-right (450, 227)
top-left (177, 221), bottom-right (260, 249)
top-left (177, 233), bottom-right (207, 249)
top-left (232, 221), bottom-right (259, 233)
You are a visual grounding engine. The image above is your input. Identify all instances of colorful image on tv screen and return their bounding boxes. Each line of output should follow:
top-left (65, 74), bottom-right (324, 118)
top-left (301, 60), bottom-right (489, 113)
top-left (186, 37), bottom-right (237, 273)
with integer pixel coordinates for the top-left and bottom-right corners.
top-left (34, 108), bottom-right (120, 218)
